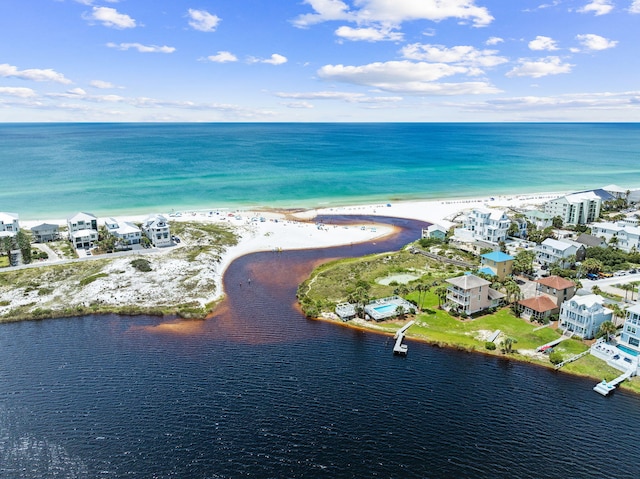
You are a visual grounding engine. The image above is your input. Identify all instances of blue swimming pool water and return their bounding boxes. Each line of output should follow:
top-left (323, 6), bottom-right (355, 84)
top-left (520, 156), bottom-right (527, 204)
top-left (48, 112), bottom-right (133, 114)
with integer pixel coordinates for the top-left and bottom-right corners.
top-left (617, 344), bottom-right (639, 357)
top-left (373, 303), bottom-right (397, 314)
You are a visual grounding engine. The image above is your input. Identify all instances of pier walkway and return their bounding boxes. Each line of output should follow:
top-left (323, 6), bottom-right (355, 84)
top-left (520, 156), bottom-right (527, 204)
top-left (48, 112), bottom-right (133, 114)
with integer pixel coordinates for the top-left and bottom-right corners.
top-left (593, 360), bottom-right (638, 396)
top-left (393, 320), bottom-right (415, 355)
top-left (536, 331), bottom-right (573, 352)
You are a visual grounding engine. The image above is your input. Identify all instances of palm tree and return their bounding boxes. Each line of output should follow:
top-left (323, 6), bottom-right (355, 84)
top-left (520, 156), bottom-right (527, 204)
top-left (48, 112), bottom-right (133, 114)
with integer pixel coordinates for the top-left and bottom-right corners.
top-left (435, 285), bottom-right (448, 308)
top-left (500, 337), bottom-right (518, 354)
top-left (620, 283), bottom-right (634, 302)
top-left (395, 305), bottom-right (406, 319)
top-left (412, 283), bottom-right (428, 311)
top-left (609, 303), bottom-right (626, 327)
top-left (597, 321), bottom-right (618, 342)
top-left (504, 280), bottom-right (522, 304)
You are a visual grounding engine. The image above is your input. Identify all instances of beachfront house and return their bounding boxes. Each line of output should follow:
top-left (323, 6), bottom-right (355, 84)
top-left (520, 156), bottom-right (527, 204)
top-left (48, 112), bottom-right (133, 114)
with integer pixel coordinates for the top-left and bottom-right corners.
top-left (524, 210), bottom-right (553, 230)
top-left (445, 273), bottom-right (504, 316)
top-left (575, 233), bottom-right (607, 249)
top-left (422, 224), bottom-right (448, 241)
top-left (619, 304), bottom-right (640, 352)
top-left (479, 251), bottom-right (514, 280)
top-left (543, 192), bottom-right (602, 225)
top-left (558, 294), bottom-right (612, 339)
top-left (30, 223), bottom-right (60, 243)
top-left (67, 212), bottom-right (98, 249)
top-left (454, 207), bottom-right (510, 245)
top-left (105, 218), bottom-right (142, 246)
top-left (142, 214), bottom-right (172, 247)
top-left (518, 295), bottom-right (559, 322)
top-left (517, 276), bottom-right (575, 322)
top-left (535, 238), bottom-right (584, 268)
top-left (0, 212), bottom-right (19, 237)
top-left (590, 221), bottom-right (640, 253)
top-left (535, 275), bottom-right (576, 307)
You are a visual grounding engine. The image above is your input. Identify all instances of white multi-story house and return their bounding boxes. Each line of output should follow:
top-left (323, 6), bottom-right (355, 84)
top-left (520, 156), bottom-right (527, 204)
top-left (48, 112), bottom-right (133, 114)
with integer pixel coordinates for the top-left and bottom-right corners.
top-left (105, 218), bottom-right (142, 246)
top-left (619, 304), bottom-right (640, 352)
top-left (535, 238), bottom-right (584, 268)
top-left (67, 212), bottom-right (98, 249)
top-left (0, 212), bottom-right (19, 237)
top-left (142, 214), bottom-right (172, 247)
top-left (543, 192), bottom-right (602, 225)
top-left (455, 207), bottom-right (510, 244)
top-left (524, 210), bottom-right (553, 230)
top-left (559, 294), bottom-right (612, 339)
top-left (590, 221), bottom-right (640, 253)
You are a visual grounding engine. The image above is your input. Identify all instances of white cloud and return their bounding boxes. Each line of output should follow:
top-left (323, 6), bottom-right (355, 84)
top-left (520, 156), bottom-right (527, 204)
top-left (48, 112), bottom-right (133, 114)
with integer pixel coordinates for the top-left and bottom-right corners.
top-left (0, 63), bottom-right (72, 83)
top-left (293, 0), bottom-right (353, 27)
top-left (0, 87), bottom-right (37, 98)
top-left (107, 42), bottom-right (176, 53)
top-left (283, 101), bottom-right (315, 109)
top-left (575, 33), bottom-right (618, 51)
top-left (578, 0), bottom-right (614, 15)
top-left (317, 60), bottom-right (501, 94)
top-left (84, 6), bottom-right (136, 29)
top-left (187, 9), bottom-right (221, 32)
top-left (294, 0), bottom-right (494, 29)
top-left (249, 54), bottom-right (288, 65)
top-left (477, 91), bottom-right (640, 113)
top-left (206, 51), bottom-right (238, 63)
top-left (528, 35), bottom-right (558, 51)
top-left (335, 26), bottom-right (403, 42)
top-left (90, 80), bottom-right (116, 89)
top-left (401, 44), bottom-right (507, 69)
top-left (506, 56), bottom-right (573, 78)
top-left (486, 36), bottom-right (503, 46)
top-left (631, 1), bottom-right (640, 13)
top-left (277, 91), bottom-right (403, 104)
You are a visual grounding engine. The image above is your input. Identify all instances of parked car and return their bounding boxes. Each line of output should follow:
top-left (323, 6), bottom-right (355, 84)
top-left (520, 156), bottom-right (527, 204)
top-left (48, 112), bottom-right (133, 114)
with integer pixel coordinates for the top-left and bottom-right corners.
top-left (586, 273), bottom-right (599, 280)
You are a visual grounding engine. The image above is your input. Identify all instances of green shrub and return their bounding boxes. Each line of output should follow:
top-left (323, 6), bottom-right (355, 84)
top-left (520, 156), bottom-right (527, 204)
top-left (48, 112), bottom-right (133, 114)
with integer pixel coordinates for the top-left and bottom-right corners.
top-left (485, 341), bottom-right (496, 350)
top-left (549, 351), bottom-right (563, 365)
top-left (79, 273), bottom-right (108, 287)
top-left (131, 258), bottom-right (152, 272)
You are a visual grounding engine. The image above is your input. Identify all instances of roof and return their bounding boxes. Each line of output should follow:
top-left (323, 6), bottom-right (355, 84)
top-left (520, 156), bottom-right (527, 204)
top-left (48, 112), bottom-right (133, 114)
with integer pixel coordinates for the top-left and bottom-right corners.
top-left (67, 211), bottom-right (96, 222)
top-left (446, 273), bottom-right (491, 289)
top-left (427, 224), bottom-right (448, 233)
top-left (601, 184), bottom-right (627, 193)
top-left (30, 223), bottom-right (59, 231)
top-left (626, 304), bottom-right (640, 316)
top-left (478, 267), bottom-right (496, 277)
top-left (525, 210), bottom-right (552, 220)
top-left (541, 238), bottom-right (577, 252)
top-left (481, 251), bottom-right (515, 262)
top-left (569, 294), bottom-right (605, 309)
top-left (536, 275), bottom-right (576, 290)
top-left (575, 233), bottom-right (605, 248)
top-left (488, 288), bottom-right (505, 300)
top-left (0, 212), bottom-right (19, 222)
top-left (518, 295), bottom-right (558, 313)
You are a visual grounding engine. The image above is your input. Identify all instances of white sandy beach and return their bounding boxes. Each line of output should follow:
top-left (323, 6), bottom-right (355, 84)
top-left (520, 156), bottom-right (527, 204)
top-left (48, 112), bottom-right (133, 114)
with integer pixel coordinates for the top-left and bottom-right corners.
top-left (4, 192), bottom-right (562, 318)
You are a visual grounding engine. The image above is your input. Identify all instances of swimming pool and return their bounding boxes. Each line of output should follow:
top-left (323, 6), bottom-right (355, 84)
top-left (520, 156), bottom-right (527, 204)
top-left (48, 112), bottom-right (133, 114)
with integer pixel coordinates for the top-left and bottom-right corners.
top-left (373, 304), bottom-right (398, 314)
top-left (617, 344), bottom-right (639, 357)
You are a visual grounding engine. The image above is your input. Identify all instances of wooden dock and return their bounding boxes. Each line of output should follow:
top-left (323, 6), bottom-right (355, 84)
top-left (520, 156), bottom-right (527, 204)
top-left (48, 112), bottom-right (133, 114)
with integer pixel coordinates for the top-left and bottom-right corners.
top-left (393, 321), bottom-right (415, 355)
top-left (593, 361), bottom-right (637, 396)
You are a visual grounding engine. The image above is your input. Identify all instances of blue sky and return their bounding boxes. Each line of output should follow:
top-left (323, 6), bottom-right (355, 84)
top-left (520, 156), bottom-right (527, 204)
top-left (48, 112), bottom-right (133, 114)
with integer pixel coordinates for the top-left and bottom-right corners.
top-left (1, 0), bottom-right (639, 121)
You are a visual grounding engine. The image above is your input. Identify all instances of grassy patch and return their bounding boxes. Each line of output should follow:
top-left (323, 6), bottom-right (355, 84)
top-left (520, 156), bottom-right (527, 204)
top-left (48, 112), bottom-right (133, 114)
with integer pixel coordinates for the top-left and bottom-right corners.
top-left (79, 273), bottom-right (109, 286)
top-left (130, 258), bottom-right (152, 272)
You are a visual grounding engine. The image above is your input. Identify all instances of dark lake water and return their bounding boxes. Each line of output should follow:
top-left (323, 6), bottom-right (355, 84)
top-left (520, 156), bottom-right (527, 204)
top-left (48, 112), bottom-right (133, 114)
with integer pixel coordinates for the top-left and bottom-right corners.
top-left (1, 217), bottom-right (639, 478)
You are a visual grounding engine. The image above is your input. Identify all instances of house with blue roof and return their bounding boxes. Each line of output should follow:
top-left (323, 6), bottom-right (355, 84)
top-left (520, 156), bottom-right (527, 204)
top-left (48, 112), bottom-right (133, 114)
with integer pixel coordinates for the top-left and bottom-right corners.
top-left (479, 251), bottom-right (515, 280)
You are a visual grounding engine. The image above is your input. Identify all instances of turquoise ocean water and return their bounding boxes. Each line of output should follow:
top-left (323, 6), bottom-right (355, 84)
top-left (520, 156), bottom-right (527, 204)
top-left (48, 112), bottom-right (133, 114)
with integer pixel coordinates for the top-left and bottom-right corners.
top-left (1, 123), bottom-right (639, 220)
